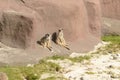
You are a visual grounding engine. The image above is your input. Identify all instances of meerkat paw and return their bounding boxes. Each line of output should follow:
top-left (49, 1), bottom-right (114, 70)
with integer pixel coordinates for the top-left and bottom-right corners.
top-left (51, 49), bottom-right (54, 53)
top-left (66, 47), bottom-right (70, 50)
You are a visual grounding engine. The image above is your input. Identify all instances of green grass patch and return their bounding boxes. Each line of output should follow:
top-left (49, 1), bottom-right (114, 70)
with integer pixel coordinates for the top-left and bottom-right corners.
top-left (48, 55), bottom-right (91, 63)
top-left (47, 55), bottom-right (66, 60)
top-left (42, 76), bottom-right (67, 80)
top-left (68, 55), bottom-right (91, 62)
top-left (0, 66), bottom-right (23, 80)
top-left (91, 35), bottom-right (120, 55)
top-left (0, 60), bottom-right (61, 80)
top-left (94, 35), bottom-right (120, 54)
top-left (42, 77), bottom-right (57, 80)
top-left (102, 35), bottom-right (120, 44)
top-left (85, 71), bottom-right (95, 75)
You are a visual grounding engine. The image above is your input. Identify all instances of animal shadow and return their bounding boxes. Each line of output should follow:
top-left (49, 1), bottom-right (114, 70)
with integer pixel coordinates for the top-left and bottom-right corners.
top-left (37, 40), bottom-right (41, 45)
top-left (52, 32), bottom-right (57, 43)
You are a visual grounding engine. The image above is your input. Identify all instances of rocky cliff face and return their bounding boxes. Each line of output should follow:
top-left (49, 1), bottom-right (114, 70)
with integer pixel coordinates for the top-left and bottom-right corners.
top-left (85, 0), bottom-right (101, 37)
top-left (0, 11), bottom-right (33, 48)
top-left (0, 0), bottom-right (101, 54)
top-left (100, 0), bottom-right (120, 20)
top-left (100, 0), bottom-right (120, 35)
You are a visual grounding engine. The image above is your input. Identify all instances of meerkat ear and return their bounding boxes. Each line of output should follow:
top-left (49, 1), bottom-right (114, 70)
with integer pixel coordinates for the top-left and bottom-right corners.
top-left (58, 28), bottom-right (63, 31)
top-left (58, 29), bottom-right (61, 32)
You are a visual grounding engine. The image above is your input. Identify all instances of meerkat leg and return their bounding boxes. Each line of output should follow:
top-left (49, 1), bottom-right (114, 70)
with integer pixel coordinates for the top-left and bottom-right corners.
top-left (40, 41), bottom-right (46, 48)
top-left (47, 46), bottom-right (52, 51)
top-left (61, 38), bottom-right (67, 45)
top-left (58, 38), bottom-right (63, 46)
top-left (57, 38), bottom-right (70, 50)
top-left (48, 41), bottom-right (52, 48)
top-left (39, 42), bottom-right (44, 48)
top-left (46, 41), bottom-right (53, 51)
top-left (63, 45), bottom-right (70, 50)
top-left (56, 38), bottom-right (60, 45)
top-left (63, 44), bottom-right (70, 50)
top-left (60, 38), bottom-right (70, 50)
top-left (44, 42), bottom-right (47, 48)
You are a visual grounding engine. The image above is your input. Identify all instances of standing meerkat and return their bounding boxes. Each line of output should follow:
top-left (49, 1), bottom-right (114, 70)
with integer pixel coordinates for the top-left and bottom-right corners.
top-left (39, 34), bottom-right (52, 51)
top-left (56, 29), bottom-right (70, 50)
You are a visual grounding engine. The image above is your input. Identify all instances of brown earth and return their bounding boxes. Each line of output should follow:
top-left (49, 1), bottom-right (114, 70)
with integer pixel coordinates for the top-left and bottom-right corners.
top-left (0, 0), bottom-right (102, 65)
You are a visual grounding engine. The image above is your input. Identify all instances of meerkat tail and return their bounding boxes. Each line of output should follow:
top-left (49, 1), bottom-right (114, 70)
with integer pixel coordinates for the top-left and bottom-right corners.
top-left (47, 47), bottom-right (53, 52)
top-left (63, 45), bottom-right (70, 50)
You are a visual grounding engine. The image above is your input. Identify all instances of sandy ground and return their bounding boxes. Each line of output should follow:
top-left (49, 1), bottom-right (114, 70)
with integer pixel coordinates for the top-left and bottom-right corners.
top-left (0, 42), bottom-right (50, 66)
top-left (47, 53), bottom-right (120, 80)
top-left (0, 41), bottom-right (120, 80)
top-left (0, 42), bottom-right (70, 66)
top-left (43, 42), bottom-right (120, 80)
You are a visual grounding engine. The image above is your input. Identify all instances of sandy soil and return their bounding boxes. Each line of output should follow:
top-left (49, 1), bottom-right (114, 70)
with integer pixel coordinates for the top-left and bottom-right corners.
top-left (45, 42), bottom-right (120, 80)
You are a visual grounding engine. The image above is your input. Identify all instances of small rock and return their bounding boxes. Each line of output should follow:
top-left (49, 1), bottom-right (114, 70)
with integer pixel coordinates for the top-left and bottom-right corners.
top-left (116, 54), bottom-right (119, 56)
top-left (80, 77), bottom-right (84, 80)
top-left (111, 75), bottom-right (116, 78)
top-left (68, 76), bottom-right (72, 79)
top-left (27, 64), bottom-right (34, 67)
top-left (40, 73), bottom-right (54, 80)
top-left (69, 52), bottom-right (86, 58)
top-left (108, 65), bottom-right (114, 68)
top-left (112, 56), bottom-right (117, 60)
top-left (110, 74), bottom-right (120, 79)
top-left (110, 54), bottom-right (118, 60)
top-left (108, 51), bottom-right (112, 53)
top-left (0, 72), bottom-right (8, 80)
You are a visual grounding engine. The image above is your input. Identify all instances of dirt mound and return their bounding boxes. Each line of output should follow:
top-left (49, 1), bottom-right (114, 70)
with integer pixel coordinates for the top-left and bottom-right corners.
top-left (0, 0), bottom-right (101, 55)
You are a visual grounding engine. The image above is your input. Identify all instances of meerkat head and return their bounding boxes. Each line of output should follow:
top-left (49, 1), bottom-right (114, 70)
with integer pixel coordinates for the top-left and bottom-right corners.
top-left (45, 34), bottom-right (49, 37)
top-left (58, 28), bottom-right (63, 32)
top-left (45, 34), bottom-right (51, 39)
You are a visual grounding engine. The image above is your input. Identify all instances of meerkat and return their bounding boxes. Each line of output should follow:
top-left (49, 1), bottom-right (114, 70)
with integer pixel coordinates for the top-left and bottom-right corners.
top-left (56, 29), bottom-right (70, 50)
top-left (39, 34), bottom-right (52, 51)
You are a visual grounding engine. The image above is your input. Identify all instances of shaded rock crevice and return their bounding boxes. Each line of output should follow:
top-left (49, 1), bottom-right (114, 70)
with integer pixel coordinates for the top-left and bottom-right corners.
top-left (0, 11), bottom-right (33, 49)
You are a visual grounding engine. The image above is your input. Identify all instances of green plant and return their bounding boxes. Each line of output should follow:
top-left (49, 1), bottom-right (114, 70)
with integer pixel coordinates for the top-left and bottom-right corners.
top-left (0, 60), bottom-right (61, 80)
top-left (42, 77), bottom-right (57, 80)
top-left (85, 71), bottom-right (95, 75)
top-left (102, 35), bottom-right (120, 44)
top-left (48, 55), bottom-right (66, 60)
top-left (25, 73), bottom-right (39, 80)
top-left (68, 55), bottom-right (91, 62)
